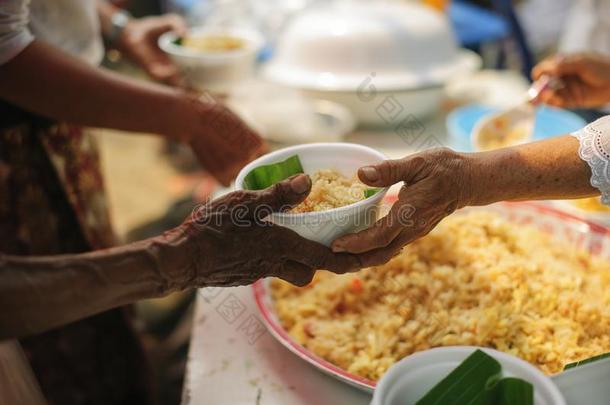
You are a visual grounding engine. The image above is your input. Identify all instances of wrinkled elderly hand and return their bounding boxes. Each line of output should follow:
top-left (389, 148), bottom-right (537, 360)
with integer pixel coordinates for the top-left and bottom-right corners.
top-left (532, 53), bottom-right (610, 108)
top-left (118, 14), bottom-right (187, 86)
top-left (181, 174), bottom-right (360, 287)
top-left (331, 148), bottom-right (472, 266)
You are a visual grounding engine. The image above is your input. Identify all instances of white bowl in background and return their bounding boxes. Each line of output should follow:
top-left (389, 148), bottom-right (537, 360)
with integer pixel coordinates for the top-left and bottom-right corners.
top-left (227, 81), bottom-right (357, 142)
top-left (263, 1), bottom-right (480, 125)
top-left (235, 143), bottom-right (388, 246)
top-left (371, 346), bottom-right (566, 405)
top-left (159, 27), bottom-right (263, 93)
top-left (302, 86), bottom-right (445, 127)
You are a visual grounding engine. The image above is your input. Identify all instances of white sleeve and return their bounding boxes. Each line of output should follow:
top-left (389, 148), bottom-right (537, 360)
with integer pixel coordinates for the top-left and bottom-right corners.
top-left (0, 0), bottom-right (34, 65)
top-left (571, 115), bottom-right (610, 205)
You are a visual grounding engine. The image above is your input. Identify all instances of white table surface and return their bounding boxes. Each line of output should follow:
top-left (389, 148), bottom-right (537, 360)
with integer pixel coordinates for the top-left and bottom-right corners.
top-left (182, 286), bottom-right (373, 405)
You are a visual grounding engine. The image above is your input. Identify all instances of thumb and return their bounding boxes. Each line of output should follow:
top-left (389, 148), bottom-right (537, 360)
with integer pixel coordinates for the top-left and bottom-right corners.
top-left (242, 174), bottom-right (312, 218)
top-left (554, 60), bottom-right (587, 78)
top-left (147, 22), bottom-right (175, 39)
top-left (164, 14), bottom-right (188, 37)
top-left (148, 15), bottom-right (187, 39)
top-left (191, 174), bottom-right (311, 229)
top-left (358, 156), bottom-right (426, 187)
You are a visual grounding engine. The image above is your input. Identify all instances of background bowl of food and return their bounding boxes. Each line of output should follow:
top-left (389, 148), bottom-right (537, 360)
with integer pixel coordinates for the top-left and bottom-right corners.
top-left (235, 143), bottom-right (388, 246)
top-left (262, 1), bottom-right (481, 126)
top-left (446, 104), bottom-right (585, 151)
top-left (159, 26), bottom-right (264, 93)
top-left (227, 82), bottom-right (357, 143)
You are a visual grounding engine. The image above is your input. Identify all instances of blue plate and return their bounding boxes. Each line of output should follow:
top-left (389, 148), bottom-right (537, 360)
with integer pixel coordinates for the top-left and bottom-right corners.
top-left (446, 104), bottom-right (587, 151)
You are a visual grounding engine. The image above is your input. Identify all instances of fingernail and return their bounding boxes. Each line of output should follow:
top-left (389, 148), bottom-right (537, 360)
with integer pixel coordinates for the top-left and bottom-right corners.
top-left (289, 175), bottom-right (310, 194)
top-left (360, 166), bottom-right (379, 183)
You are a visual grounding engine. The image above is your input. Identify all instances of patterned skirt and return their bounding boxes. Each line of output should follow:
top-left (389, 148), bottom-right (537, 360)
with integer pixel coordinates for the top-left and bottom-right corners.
top-left (0, 102), bottom-right (152, 405)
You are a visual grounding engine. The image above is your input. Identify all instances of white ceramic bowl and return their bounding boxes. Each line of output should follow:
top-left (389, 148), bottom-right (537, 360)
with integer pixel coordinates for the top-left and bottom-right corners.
top-left (227, 81), bottom-right (357, 142)
top-left (235, 143), bottom-right (388, 246)
top-left (552, 357), bottom-right (610, 405)
top-left (302, 86), bottom-right (445, 127)
top-left (371, 346), bottom-right (566, 405)
top-left (263, 1), bottom-right (480, 124)
top-left (159, 27), bottom-right (263, 93)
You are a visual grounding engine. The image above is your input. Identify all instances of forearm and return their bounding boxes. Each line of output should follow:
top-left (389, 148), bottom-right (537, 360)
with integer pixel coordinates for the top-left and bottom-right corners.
top-left (0, 39), bottom-right (187, 137)
top-left (465, 135), bottom-right (597, 205)
top-left (0, 228), bottom-right (194, 339)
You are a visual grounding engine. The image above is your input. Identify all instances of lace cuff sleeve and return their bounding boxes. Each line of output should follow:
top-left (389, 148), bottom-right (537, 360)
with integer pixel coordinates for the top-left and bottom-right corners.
top-left (571, 115), bottom-right (610, 205)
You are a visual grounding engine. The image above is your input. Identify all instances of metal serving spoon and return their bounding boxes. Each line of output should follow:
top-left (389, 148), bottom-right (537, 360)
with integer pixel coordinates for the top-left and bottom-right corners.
top-left (472, 76), bottom-right (562, 151)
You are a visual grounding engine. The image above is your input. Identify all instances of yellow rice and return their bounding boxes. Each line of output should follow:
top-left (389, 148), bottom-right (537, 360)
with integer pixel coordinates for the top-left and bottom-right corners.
top-left (292, 169), bottom-right (368, 213)
top-left (271, 211), bottom-right (610, 380)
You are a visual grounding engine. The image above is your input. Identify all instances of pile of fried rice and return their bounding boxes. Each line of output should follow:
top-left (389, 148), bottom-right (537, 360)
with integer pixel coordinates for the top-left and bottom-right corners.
top-left (271, 212), bottom-right (610, 380)
top-left (291, 169), bottom-right (368, 213)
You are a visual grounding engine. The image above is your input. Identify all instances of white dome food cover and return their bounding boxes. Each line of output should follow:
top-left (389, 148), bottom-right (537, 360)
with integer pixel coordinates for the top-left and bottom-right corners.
top-left (263, 1), bottom-right (481, 91)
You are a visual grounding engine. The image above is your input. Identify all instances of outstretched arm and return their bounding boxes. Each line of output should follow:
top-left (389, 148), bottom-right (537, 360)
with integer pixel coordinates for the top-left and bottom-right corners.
top-left (0, 40), bottom-right (188, 138)
top-left (0, 38), bottom-right (264, 185)
top-left (0, 176), bottom-right (359, 340)
top-left (466, 135), bottom-right (595, 204)
top-left (0, 229), bottom-right (190, 340)
top-left (332, 133), bottom-right (598, 266)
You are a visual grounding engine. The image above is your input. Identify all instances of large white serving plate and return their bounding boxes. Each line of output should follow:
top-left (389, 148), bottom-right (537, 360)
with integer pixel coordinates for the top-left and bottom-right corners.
top-left (252, 200), bottom-right (610, 393)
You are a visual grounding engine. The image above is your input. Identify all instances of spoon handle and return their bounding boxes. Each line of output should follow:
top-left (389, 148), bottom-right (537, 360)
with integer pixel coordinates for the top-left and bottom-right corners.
top-left (528, 75), bottom-right (564, 104)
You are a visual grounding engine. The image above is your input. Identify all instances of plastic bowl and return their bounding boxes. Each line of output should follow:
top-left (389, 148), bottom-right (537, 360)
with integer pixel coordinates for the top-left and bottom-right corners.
top-left (235, 143), bottom-right (388, 246)
top-left (159, 27), bottom-right (263, 93)
top-left (301, 86), bottom-right (446, 127)
top-left (446, 104), bottom-right (586, 151)
top-left (371, 346), bottom-right (566, 405)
